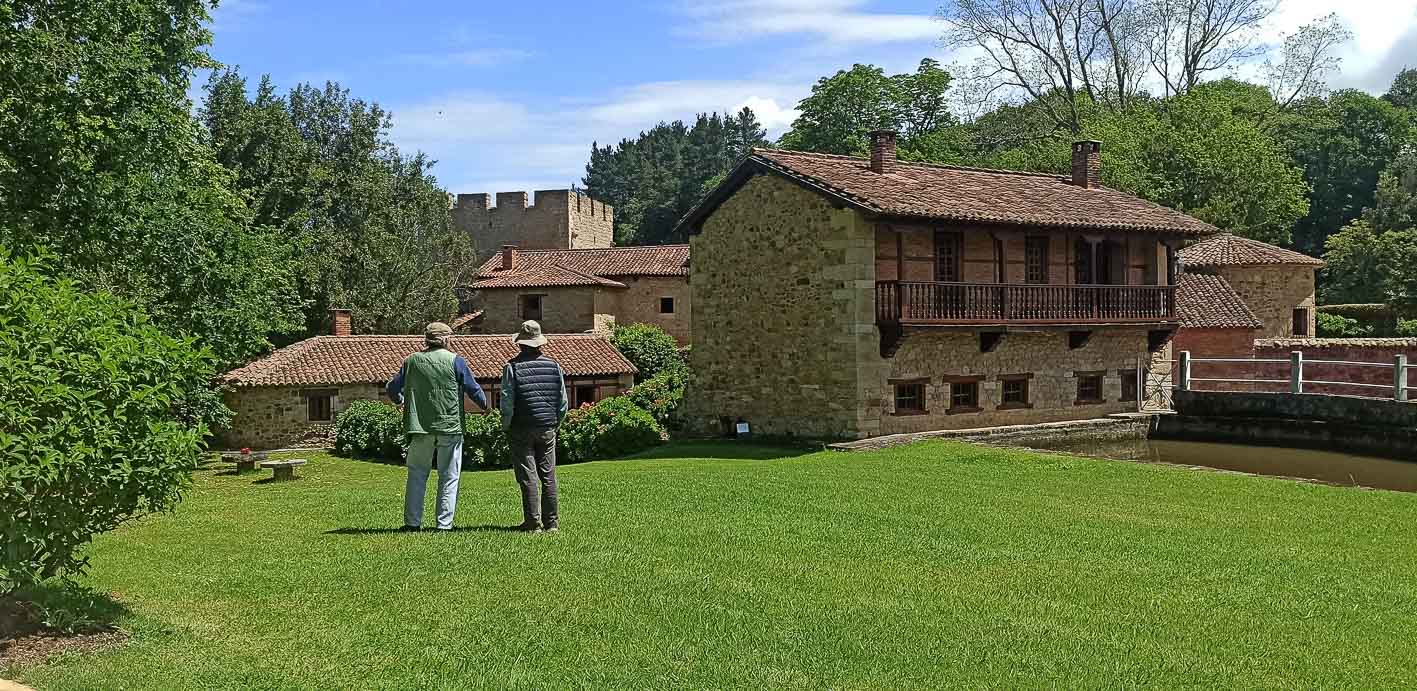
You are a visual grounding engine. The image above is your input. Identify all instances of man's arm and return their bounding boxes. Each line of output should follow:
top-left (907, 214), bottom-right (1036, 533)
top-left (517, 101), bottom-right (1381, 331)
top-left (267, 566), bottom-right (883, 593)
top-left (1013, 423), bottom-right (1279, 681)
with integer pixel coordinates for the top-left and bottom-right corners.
top-left (386, 362), bottom-right (407, 405)
top-left (499, 364), bottom-right (515, 429)
top-left (557, 363), bottom-right (568, 420)
top-left (453, 356), bottom-right (489, 410)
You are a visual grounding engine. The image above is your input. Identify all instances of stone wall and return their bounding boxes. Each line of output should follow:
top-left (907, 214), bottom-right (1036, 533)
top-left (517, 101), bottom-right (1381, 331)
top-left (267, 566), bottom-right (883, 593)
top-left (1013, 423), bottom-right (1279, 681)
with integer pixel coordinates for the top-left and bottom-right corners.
top-left (1254, 338), bottom-right (1416, 397)
top-left (600, 276), bottom-right (693, 344)
top-left (1173, 327), bottom-right (1258, 359)
top-left (218, 383), bottom-right (386, 450)
top-left (1214, 265), bottom-right (1315, 339)
top-left (873, 329), bottom-right (1147, 435)
top-left (453, 189), bottom-right (614, 261)
top-left (684, 174), bottom-right (885, 439)
top-left (472, 285), bottom-right (606, 335)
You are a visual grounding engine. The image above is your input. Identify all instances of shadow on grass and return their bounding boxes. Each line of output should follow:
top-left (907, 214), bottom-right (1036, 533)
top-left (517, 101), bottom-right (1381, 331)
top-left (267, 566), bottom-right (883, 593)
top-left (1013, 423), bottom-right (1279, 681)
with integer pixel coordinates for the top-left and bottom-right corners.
top-left (2, 582), bottom-right (129, 639)
top-left (630, 439), bottom-right (823, 462)
top-left (325, 524), bottom-right (529, 535)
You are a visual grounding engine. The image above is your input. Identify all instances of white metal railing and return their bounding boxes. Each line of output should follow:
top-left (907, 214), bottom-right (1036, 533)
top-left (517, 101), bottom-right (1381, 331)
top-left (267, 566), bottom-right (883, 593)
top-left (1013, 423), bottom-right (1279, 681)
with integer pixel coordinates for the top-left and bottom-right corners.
top-left (1177, 351), bottom-right (1412, 402)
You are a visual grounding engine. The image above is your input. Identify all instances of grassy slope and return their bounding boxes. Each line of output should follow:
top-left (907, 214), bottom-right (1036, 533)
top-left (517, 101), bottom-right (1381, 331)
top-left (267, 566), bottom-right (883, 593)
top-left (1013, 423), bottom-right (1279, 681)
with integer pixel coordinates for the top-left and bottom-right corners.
top-left (13, 441), bottom-right (1417, 689)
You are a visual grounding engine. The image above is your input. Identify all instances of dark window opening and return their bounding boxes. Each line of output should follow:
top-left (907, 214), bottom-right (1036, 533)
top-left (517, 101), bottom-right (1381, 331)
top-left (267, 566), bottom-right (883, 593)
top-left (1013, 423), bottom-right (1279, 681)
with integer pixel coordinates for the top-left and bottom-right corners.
top-left (935, 231), bottom-right (962, 282)
top-left (1120, 370), bottom-right (1139, 402)
top-left (1025, 237), bottom-right (1049, 284)
top-left (1001, 378), bottom-right (1030, 407)
top-left (521, 294), bottom-right (543, 321)
top-left (950, 381), bottom-right (979, 411)
top-left (1292, 308), bottom-right (1310, 337)
top-left (1076, 375), bottom-right (1103, 404)
top-left (574, 384), bottom-right (598, 408)
top-left (1074, 238), bottom-right (1094, 284)
top-left (659, 297), bottom-right (675, 314)
top-left (894, 382), bottom-right (927, 415)
top-left (305, 389), bottom-right (336, 422)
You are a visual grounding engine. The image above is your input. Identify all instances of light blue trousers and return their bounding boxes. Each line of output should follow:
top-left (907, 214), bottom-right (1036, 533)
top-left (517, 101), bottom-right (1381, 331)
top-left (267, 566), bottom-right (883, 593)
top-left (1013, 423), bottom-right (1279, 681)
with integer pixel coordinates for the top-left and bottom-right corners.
top-left (404, 433), bottom-right (463, 530)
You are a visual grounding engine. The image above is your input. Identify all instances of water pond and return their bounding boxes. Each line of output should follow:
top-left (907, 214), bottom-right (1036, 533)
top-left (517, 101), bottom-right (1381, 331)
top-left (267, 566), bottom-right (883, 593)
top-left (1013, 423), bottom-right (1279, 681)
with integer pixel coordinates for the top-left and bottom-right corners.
top-left (1006, 437), bottom-right (1417, 493)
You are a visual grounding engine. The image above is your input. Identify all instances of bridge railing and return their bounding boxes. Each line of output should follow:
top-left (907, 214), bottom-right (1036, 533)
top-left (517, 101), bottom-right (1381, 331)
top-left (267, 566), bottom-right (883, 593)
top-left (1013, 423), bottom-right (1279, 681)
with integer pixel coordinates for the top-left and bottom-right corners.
top-left (1177, 350), bottom-right (1413, 402)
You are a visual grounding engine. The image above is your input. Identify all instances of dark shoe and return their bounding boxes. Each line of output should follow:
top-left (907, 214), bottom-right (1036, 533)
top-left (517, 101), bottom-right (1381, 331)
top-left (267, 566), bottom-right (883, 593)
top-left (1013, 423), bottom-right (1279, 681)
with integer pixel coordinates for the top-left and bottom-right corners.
top-left (516, 521), bottom-right (542, 533)
top-left (543, 523), bottom-right (559, 534)
top-left (398, 525), bottom-right (421, 533)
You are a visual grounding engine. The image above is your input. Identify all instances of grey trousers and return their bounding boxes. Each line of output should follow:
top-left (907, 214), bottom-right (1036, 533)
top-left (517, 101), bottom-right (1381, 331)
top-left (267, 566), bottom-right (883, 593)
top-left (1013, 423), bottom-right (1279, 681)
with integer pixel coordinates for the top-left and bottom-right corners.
top-left (511, 426), bottom-right (558, 526)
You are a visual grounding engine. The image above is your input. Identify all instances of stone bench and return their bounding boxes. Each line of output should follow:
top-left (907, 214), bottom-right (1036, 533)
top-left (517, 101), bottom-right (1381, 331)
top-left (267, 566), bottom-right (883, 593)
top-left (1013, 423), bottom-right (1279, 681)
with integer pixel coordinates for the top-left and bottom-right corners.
top-left (222, 451), bottom-right (267, 473)
top-left (260, 458), bottom-right (307, 481)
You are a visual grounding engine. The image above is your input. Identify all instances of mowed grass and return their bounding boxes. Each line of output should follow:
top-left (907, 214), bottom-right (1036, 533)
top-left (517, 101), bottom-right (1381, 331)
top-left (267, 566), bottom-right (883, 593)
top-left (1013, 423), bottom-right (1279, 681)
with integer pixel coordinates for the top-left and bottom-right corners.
top-left (12, 441), bottom-right (1417, 689)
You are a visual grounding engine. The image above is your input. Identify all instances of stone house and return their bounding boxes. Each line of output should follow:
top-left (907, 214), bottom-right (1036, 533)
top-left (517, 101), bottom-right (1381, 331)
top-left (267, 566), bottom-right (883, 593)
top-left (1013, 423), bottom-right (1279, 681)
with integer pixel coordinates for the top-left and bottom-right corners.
top-left (461, 244), bottom-right (692, 344)
top-left (217, 312), bottom-right (636, 450)
top-left (1171, 272), bottom-right (1263, 358)
top-left (1177, 233), bottom-right (1324, 340)
top-left (675, 133), bottom-right (1220, 439)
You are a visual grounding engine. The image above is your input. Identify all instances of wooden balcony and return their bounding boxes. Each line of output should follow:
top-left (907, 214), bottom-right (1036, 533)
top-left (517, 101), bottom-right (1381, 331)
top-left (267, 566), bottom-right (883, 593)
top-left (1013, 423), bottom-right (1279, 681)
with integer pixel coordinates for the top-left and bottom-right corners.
top-left (876, 281), bottom-right (1177, 326)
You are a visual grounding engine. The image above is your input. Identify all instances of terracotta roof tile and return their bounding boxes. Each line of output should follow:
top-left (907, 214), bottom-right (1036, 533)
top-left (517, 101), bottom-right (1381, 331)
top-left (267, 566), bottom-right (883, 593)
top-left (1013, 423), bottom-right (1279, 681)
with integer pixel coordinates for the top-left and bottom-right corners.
top-left (687, 148), bottom-right (1219, 236)
top-left (1179, 234), bottom-right (1324, 268)
top-left (449, 310), bottom-right (484, 331)
top-left (470, 264), bottom-right (627, 289)
top-left (223, 334), bottom-right (636, 387)
top-left (1177, 272), bottom-right (1262, 329)
top-left (474, 246), bottom-right (689, 291)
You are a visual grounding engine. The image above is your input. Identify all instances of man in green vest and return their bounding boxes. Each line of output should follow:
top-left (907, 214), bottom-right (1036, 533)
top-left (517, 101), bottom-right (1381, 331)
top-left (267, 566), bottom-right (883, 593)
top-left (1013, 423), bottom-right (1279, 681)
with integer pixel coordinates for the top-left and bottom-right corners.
top-left (386, 322), bottom-right (488, 532)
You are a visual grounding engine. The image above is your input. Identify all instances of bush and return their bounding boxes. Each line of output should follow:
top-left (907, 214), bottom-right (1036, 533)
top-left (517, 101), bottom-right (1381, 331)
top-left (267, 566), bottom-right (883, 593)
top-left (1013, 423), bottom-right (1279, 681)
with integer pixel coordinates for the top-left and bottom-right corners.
top-left (333, 400), bottom-right (404, 461)
top-left (625, 361), bottom-right (689, 426)
top-left (1400, 319), bottom-right (1417, 337)
top-left (557, 396), bottom-right (665, 464)
top-left (1316, 312), bottom-right (1372, 338)
top-left (610, 323), bottom-right (683, 381)
top-left (463, 411), bottom-right (510, 468)
top-left (0, 251), bottom-right (217, 594)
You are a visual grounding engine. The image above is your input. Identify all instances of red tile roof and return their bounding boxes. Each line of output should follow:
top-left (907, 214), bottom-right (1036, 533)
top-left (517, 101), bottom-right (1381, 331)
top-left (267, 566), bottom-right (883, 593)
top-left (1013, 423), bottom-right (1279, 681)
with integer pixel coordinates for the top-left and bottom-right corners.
top-left (678, 148), bottom-right (1220, 236)
top-left (1179, 233), bottom-right (1324, 268)
top-left (449, 310), bottom-right (484, 331)
top-left (469, 264), bottom-right (627, 289)
top-left (223, 334), bottom-right (636, 387)
top-left (1177, 272), bottom-right (1262, 329)
top-left (472, 245), bottom-right (689, 290)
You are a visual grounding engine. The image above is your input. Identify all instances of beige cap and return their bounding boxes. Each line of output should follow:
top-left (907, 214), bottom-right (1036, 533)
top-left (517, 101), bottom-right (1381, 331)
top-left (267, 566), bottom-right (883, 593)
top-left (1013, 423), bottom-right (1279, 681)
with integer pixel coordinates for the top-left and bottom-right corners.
top-left (512, 320), bottom-right (547, 348)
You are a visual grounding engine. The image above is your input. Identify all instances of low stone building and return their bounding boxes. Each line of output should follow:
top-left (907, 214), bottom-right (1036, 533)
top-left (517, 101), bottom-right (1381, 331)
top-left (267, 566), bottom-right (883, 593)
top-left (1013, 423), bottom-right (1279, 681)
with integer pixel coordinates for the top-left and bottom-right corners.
top-left (217, 319), bottom-right (636, 450)
top-left (1178, 233), bottom-right (1324, 339)
top-left (1171, 272), bottom-right (1263, 358)
top-left (461, 245), bottom-right (692, 343)
top-left (675, 134), bottom-right (1217, 439)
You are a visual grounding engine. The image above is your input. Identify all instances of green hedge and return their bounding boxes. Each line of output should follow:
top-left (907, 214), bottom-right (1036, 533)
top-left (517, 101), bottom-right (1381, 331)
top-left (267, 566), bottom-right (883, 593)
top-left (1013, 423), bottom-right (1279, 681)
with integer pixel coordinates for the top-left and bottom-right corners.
top-left (333, 400), bottom-right (404, 461)
top-left (463, 410), bottom-right (510, 468)
top-left (557, 397), bottom-right (665, 465)
top-left (625, 360), bottom-right (689, 427)
top-left (610, 323), bottom-right (684, 381)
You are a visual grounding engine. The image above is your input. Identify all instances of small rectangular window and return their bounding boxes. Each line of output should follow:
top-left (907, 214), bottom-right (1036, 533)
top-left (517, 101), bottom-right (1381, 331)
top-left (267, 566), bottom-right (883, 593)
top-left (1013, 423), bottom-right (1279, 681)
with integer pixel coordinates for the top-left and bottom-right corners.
top-left (893, 381), bottom-right (927, 415)
top-left (574, 384), bottom-right (598, 408)
top-left (1025, 237), bottom-right (1049, 284)
top-left (305, 389), bottom-right (336, 422)
top-left (659, 297), bottom-right (675, 314)
top-left (521, 294), bottom-right (543, 321)
top-left (950, 381), bottom-right (979, 412)
top-left (1119, 369), bottom-right (1139, 402)
top-left (935, 231), bottom-right (962, 283)
top-left (1076, 374), bottom-right (1104, 404)
top-left (999, 376), bottom-right (1031, 409)
top-left (1292, 308), bottom-right (1310, 336)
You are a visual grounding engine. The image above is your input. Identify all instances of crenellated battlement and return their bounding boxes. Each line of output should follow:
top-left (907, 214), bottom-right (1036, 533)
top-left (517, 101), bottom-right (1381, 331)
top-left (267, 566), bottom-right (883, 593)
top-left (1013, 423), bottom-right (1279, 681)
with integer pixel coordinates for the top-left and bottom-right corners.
top-left (453, 189), bottom-right (615, 259)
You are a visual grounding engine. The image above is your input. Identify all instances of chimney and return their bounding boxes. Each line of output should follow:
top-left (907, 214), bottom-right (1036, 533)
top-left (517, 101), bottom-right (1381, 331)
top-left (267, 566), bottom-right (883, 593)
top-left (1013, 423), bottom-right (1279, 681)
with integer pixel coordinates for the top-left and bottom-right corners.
top-left (501, 245), bottom-right (518, 271)
top-left (869, 130), bottom-right (897, 174)
top-left (1072, 140), bottom-right (1102, 189)
top-left (329, 308), bottom-right (352, 337)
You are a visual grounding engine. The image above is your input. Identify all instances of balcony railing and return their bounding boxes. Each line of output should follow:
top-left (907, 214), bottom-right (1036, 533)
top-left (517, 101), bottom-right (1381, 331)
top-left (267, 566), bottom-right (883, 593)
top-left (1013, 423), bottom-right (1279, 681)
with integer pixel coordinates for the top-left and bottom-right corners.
top-left (876, 281), bottom-right (1176, 325)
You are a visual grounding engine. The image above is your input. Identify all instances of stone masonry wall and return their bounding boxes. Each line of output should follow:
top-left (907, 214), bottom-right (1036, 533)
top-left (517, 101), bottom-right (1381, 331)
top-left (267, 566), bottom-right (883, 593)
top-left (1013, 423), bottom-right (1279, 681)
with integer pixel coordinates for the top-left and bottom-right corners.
top-left (453, 189), bottom-right (614, 261)
top-left (218, 383), bottom-right (386, 450)
top-left (601, 276), bottom-right (693, 344)
top-left (472, 286), bottom-right (604, 335)
top-left (684, 174), bottom-right (885, 439)
top-left (1214, 265), bottom-right (1315, 339)
top-left (1254, 338), bottom-right (1417, 397)
top-left (874, 329), bottom-right (1147, 435)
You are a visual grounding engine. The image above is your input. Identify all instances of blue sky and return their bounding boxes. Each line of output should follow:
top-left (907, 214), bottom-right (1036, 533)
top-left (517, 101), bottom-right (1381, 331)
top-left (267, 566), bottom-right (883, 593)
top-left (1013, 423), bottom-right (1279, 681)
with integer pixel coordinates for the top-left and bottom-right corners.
top-left (205, 0), bottom-right (1417, 196)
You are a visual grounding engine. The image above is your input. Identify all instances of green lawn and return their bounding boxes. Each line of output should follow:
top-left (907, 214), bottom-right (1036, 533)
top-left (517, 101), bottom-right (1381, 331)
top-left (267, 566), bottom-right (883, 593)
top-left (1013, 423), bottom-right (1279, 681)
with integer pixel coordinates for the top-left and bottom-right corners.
top-left (11, 441), bottom-right (1417, 688)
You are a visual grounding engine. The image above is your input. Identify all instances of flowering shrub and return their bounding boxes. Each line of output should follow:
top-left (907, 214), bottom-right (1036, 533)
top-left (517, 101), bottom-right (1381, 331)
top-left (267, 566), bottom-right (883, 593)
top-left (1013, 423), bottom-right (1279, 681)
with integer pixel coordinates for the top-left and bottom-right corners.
top-left (625, 360), bottom-right (689, 426)
top-left (557, 396), bottom-right (664, 464)
top-left (333, 400), bottom-right (404, 461)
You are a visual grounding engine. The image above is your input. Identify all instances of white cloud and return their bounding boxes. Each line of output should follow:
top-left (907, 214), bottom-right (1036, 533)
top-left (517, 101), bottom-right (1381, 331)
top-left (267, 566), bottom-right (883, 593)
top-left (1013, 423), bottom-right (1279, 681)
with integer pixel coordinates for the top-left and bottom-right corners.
top-left (395, 48), bottom-right (533, 67)
top-left (390, 93), bottom-right (533, 152)
top-left (584, 80), bottom-right (803, 133)
top-left (678, 0), bottom-right (939, 44)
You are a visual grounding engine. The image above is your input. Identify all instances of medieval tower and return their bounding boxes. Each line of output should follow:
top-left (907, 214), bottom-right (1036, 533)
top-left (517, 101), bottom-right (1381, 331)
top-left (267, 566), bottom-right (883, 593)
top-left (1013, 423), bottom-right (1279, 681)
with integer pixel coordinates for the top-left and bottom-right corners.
top-left (452, 189), bottom-right (615, 261)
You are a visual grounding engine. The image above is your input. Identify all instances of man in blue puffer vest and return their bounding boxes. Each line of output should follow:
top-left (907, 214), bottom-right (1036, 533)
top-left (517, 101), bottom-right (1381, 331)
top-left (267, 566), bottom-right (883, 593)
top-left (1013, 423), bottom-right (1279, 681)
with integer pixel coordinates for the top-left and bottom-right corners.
top-left (386, 322), bottom-right (488, 532)
top-left (499, 320), bottom-right (568, 533)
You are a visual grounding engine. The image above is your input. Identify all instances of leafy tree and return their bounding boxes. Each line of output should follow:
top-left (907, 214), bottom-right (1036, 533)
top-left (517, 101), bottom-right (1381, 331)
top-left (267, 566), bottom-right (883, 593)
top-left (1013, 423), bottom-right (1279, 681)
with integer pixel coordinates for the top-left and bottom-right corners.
top-left (1278, 90), bottom-right (1409, 255)
top-left (0, 0), bottom-right (303, 368)
top-left (779, 59), bottom-right (965, 162)
top-left (1383, 68), bottom-right (1417, 109)
top-left (0, 251), bottom-right (218, 593)
top-left (610, 323), bottom-right (684, 382)
top-left (583, 108), bottom-right (767, 245)
top-left (199, 72), bottom-right (475, 337)
top-left (1322, 151), bottom-right (1417, 309)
